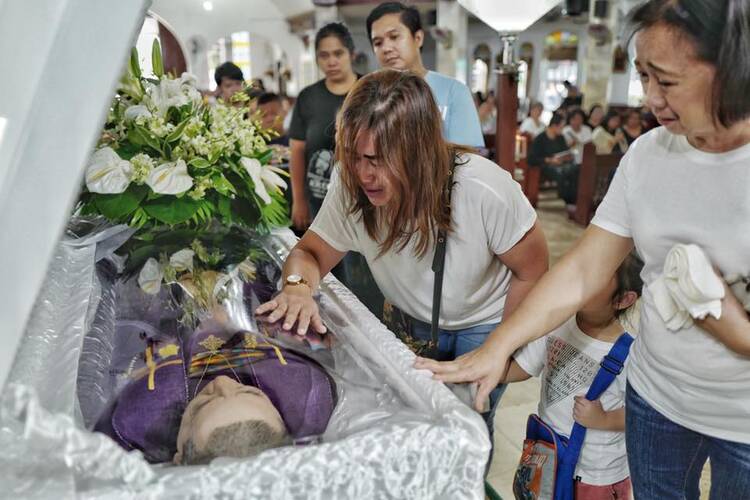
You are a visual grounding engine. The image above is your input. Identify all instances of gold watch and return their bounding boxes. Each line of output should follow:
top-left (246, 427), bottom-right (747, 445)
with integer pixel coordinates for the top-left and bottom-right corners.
top-left (284, 274), bottom-right (310, 289)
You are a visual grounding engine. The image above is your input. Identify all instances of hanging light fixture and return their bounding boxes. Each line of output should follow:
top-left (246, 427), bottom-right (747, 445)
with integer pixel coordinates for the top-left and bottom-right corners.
top-left (202, 1), bottom-right (213, 12)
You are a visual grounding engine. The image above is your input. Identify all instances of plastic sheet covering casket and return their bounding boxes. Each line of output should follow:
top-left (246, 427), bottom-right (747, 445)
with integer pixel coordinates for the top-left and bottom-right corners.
top-left (0, 222), bottom-right (489, 499)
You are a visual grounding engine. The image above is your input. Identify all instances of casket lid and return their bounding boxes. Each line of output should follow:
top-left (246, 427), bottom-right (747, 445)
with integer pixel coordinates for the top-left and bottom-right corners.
top-left (0, 0), bottom-right (149, 391)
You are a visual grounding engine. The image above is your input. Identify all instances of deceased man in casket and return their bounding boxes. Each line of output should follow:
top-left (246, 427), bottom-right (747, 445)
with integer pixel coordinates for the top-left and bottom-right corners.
top-left (93, 322), bottom-right (336, 465)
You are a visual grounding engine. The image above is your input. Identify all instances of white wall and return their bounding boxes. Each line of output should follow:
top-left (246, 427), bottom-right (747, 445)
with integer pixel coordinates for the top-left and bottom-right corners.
top-left (150, 0), bottom-right (306, 93)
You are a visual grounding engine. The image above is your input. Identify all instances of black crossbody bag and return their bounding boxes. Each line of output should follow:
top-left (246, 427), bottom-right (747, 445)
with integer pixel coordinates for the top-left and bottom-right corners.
top-left (392, 167), bottom-right (454, 361)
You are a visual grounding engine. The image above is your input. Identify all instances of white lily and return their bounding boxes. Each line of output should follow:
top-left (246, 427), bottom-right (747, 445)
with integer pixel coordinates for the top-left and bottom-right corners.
top-left (147, 77), bottom-right (190, 117)
top-left (146, 159), bottom-right (194, 194)
top-left (138, 258), bottom-right (163, 295)
top-left (170, 248), bottom-right (195, 273)
top-left (85, 147), bottom-right (133, 194)
top-left (240, 157), bottom-right (287, 205)
top-left (124, 104), bottom-right (152, 122)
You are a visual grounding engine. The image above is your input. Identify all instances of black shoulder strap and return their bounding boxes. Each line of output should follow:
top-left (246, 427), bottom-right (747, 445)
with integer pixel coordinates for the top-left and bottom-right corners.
top-left (429, 163), bottom-right (455, 348)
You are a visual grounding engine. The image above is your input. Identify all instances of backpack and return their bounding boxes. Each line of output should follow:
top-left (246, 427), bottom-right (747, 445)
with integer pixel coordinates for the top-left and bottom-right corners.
top-left (512, 332), bottom-right (634, 500)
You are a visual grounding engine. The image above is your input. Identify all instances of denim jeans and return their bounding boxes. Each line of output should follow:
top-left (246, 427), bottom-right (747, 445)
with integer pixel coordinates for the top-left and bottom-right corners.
top-left (626, 382), bottom-right (750, 499)
top-left (410, 321), bottom-right (507, 436)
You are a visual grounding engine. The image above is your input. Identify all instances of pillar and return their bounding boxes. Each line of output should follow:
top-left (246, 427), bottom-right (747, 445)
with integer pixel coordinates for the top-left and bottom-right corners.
top-left (436, 0), bottom-right (469, 82)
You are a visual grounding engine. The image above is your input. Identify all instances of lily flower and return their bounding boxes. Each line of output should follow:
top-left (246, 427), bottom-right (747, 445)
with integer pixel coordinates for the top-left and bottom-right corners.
top-left (123, 104), bottom-right (152, 122)
top-left (85, 147), bottom-right (133, 194)
top-left (146, 159), bottom-right (193, 194)
top-left (240, 157), bottom-right (287, 205)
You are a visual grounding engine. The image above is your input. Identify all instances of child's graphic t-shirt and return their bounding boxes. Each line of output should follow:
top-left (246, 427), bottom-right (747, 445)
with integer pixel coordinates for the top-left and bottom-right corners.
top-left (514, 317), bottom-right (631, 485)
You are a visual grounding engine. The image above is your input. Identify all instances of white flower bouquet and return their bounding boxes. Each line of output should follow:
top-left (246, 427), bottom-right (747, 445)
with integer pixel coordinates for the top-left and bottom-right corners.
top-left (77, 41), bottom-right (289, 298)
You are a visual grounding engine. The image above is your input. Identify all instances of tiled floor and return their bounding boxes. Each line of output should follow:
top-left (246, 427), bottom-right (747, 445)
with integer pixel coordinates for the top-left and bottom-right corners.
top-left (486, 191), bottom-right (710, 499)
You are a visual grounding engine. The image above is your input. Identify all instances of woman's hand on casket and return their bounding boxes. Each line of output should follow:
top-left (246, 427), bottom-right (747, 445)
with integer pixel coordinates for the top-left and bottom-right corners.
top-left (414, 341), bottom-right (511, 412)
top-left (256, 286), bottom-right (328, 335)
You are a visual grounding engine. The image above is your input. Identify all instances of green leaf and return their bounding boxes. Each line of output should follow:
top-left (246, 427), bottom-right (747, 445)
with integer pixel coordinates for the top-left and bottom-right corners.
top-left (92, 185), bottom-right (148, 220)
top-left (134, 124), bottom-right (163, 154)
top-left (255, 148), bottom-right (273, 164)
top-left (129, 47), bottom-right (142, 80)
top-left (217, 195), bottom-right (233, 224)
top-left (166, 117), bottom-right (190, 143)
top-left (143, 196), bottom-right (201, 225)
top-left (211, 173), bottom-right (237, 196)
top-left (189, 157), bottom-right (212, 169)
top-left (231, 197), bottom-right (261, 228)
top-left (152, 39), bottom-right (164, 78)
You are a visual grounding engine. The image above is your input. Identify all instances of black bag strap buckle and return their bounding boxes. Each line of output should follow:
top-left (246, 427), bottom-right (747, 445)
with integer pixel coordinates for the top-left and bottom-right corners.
top-left (600, 354), bottom-right (624, 375)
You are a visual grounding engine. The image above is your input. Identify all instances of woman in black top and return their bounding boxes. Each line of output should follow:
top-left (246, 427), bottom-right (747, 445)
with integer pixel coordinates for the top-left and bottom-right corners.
top-left (288, 23), bottom-right (359, 231)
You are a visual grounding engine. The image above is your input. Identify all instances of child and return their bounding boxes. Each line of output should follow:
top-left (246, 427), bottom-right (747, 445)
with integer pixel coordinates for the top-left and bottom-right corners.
top-left (505, 253), bottom-right (644, 500)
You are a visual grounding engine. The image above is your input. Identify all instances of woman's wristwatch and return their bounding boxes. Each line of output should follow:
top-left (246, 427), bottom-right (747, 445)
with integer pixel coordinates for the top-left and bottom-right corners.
top-left (284, 274), bottom-right (312, 291)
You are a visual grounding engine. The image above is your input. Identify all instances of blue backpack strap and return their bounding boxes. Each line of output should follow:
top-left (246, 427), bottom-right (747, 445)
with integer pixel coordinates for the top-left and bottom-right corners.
top-left (561, 332), bottom-right (634, 467)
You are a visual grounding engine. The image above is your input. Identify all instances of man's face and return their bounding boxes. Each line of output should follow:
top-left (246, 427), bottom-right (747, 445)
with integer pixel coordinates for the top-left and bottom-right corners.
top-left (173, 375), bottom-right (285, 463)
top-left (370, 13), bottom-right (423, 72)
top-left (258, 100), bottom-right (285, 134)
top-left (218, 78), bottom-right (243, 103)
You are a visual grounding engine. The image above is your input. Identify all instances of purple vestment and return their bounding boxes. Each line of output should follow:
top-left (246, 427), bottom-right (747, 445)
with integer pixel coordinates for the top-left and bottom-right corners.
top-left (95, 328), bottom-right (336, 463)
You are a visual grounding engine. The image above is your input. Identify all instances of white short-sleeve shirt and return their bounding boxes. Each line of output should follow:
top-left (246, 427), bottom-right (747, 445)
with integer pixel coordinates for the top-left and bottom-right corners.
top-left (592, 126), bottom-right (750, 444)
top-left (310, 153), bottom-right (536, 330)
top-left (514, 317), bottom-right (630, 486)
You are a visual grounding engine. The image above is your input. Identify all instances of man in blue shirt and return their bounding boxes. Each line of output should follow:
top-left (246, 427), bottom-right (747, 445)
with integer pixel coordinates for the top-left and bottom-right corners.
top-left (366, 2), bottom-right (485, 148)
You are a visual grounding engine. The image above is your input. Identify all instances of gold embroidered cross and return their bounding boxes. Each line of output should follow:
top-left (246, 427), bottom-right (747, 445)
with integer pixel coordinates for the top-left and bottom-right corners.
top-left (199, 335), bottom-right (225, 352)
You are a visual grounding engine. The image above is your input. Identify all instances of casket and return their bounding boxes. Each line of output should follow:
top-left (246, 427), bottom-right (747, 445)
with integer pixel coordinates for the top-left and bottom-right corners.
top-left (0, 226), bottom-right (489, 499)
top-left (0, 3), bottom-right (488, 498)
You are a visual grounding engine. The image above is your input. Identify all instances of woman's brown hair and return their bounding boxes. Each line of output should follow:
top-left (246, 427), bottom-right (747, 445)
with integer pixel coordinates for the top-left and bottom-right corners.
top-left (335, 69), bottom-right (471, 259)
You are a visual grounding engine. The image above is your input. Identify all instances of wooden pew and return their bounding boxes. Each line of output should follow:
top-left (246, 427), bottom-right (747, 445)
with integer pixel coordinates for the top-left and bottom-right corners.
top-left (574, 143), bottom-right (623, 225)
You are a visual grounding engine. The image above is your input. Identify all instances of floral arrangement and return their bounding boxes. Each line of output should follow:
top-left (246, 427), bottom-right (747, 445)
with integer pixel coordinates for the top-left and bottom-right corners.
top-left (78, 41), bottom-right (288, 299)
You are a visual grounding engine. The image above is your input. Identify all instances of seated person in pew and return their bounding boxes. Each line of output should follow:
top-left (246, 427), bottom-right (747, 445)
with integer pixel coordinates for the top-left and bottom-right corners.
top-left (528, 113), bottom-right (578, 205)
top-left (93, 321), bottom-right (336, 465)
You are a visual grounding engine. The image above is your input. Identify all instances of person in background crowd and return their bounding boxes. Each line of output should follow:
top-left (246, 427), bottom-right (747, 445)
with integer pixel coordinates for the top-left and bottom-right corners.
top-left (366, 2), bottom-right (484, 148)
top-left (257, 70), bottom-right (548, 450)
top-left (587, 104), bottom-right (605, 129)
top-left (519, 101), bottom-right (546, 138)
top-left (257, 92), bottom-right (289, 146)
top-left (478, 90), bottom-right (497, 135)
top-left (592, 111), bottom-right (629, 154)
top-left (641, 110), bottom-right (660, 132)
top-left (288, 22), bottom-right (359, 230)
top-left (561, 80), bottom-right (584, 109)
top-left (418, 1), bottom-right (750, 497)
top-left (528, 113), bottom-right (578, 205)
top-left (621, 109), bottom-right (644, 145)
top-left (214, 62), bottom-right (245, 105)
top-left (563, 107), bottom-right (593, 164)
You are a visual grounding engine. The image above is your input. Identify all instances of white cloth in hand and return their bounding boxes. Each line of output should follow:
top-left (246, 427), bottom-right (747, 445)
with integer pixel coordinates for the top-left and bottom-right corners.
top-left (649, 244), bottom-right (725, 331)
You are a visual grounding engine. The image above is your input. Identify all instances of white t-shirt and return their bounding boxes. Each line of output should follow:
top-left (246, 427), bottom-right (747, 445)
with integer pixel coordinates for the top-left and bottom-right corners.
top-left (310, 153), bottom-right (536, 329)
top-left (519, 117), bottom-right (546, 138)
top-left (562, 124), bottom-right (593, 164)
top-left (592, 126), bottom-right (750, 444)
top-left (514, 317), bottom-right (630, 486)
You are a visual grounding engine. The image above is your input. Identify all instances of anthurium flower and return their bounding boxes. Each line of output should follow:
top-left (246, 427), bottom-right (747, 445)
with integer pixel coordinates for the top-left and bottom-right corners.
top-left (85, 147), bottom-right (133, 194)
top-left (146, 159), bottom-right (193, 194)
top-left (170, 248), bottom-right (195, 272)
top-left (124, 104), bottom-right (152, 122)
top-left (138, 258), bottom-right (163, 295)
top-left (240, 157), bottom-right (287, 205)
